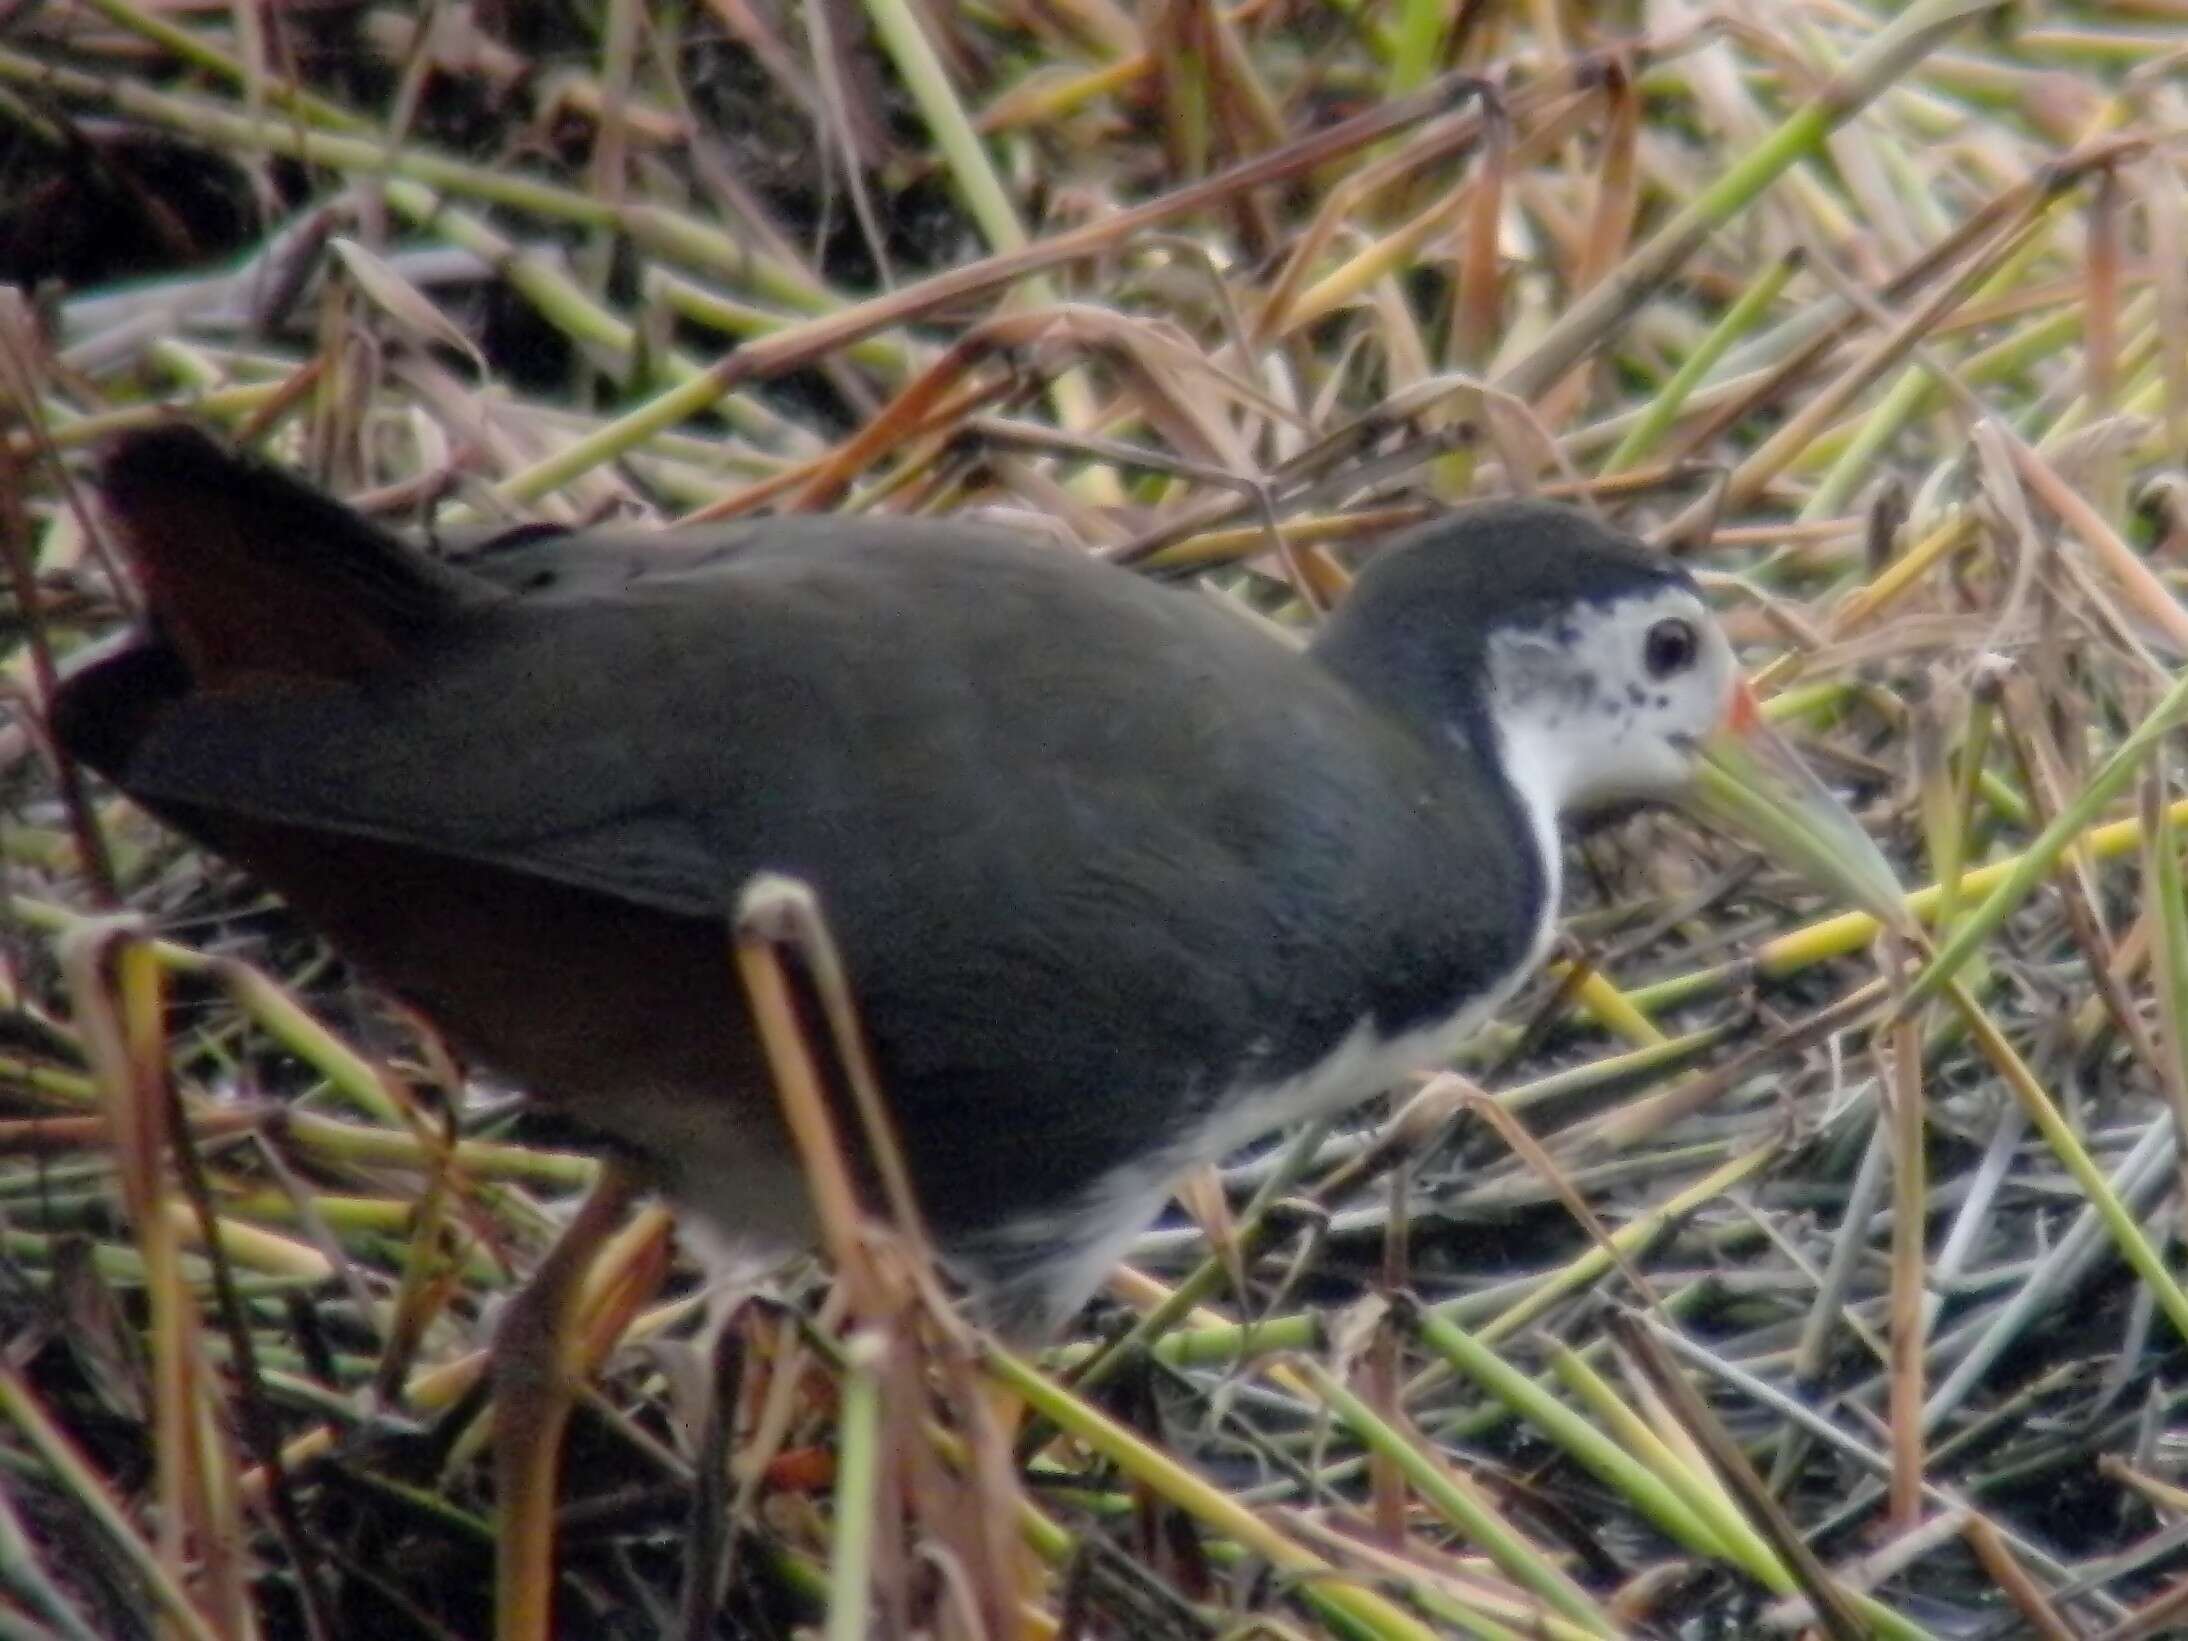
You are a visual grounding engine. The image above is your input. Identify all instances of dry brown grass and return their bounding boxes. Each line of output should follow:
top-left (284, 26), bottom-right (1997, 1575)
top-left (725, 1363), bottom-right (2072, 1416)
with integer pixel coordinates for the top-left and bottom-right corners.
top-left (6, 0), bottom-right (2188, 1635)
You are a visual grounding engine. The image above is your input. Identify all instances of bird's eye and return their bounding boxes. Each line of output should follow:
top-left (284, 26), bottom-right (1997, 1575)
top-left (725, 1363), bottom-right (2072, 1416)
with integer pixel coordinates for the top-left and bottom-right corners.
top-left (1644, 618), bottom-right (1699, 679)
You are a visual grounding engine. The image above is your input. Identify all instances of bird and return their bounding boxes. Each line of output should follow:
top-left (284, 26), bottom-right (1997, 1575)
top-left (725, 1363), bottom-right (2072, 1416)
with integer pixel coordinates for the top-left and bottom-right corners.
top-left (53, 424), bottom-right (1891, 1339)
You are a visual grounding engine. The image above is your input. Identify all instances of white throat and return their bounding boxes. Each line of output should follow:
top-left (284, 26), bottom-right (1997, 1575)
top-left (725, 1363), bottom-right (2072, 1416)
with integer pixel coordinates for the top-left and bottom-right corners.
top-left (1480, 713), bottom-right (1568, 932)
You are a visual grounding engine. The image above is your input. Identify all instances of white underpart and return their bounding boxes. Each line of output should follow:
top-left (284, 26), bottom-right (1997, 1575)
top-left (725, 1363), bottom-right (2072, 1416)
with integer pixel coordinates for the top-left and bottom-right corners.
top-left (997, 931), bottom-right (1567, 1327)
top-left (974, 584), bottom-right (1741, 1327)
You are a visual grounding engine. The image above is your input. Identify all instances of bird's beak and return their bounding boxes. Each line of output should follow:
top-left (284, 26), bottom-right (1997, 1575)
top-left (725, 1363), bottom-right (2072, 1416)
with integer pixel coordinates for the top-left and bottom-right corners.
top-left (1683, 677), bottom-right (1908, 929)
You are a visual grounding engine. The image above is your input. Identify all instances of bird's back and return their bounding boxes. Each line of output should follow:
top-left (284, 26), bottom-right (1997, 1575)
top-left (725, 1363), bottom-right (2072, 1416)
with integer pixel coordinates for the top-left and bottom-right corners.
top-left (57, 435), bottom-right (1547, 1324)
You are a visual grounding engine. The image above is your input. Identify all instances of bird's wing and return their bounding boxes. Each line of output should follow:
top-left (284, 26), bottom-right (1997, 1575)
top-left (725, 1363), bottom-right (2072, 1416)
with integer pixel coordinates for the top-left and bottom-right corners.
top-left (99, 527), bottom-right (1350, 918)
top-left (91, 524), bottom-right (1541, 1239)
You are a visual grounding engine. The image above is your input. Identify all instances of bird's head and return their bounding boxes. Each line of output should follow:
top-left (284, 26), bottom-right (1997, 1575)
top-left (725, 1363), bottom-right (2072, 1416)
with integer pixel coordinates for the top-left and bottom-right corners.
top-left (1313, 501), bottom-right (1905, 922)
top-left (1472, 564), bottom-right (1733, 813)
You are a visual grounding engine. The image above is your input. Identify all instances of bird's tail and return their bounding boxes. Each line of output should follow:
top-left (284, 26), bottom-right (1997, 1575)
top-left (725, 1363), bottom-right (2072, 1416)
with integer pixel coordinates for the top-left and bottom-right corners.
top-left (92, 424), bottom-right (489, 690)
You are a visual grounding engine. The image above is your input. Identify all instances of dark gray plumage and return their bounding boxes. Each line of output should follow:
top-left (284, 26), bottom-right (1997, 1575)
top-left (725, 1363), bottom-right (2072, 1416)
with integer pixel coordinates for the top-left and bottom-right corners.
top-left (55, 428), bottom-right (1703, 1331)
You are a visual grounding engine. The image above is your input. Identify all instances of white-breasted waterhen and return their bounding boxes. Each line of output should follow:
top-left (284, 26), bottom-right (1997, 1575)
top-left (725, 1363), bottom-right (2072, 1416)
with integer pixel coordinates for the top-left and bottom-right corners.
top-left (52, 426), bottom-right (1899, 1619)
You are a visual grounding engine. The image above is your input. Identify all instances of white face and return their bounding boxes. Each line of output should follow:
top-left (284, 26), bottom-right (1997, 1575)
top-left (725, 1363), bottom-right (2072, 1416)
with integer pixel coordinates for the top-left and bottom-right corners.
top-left (1481, 584), bottom-right (1738, 819)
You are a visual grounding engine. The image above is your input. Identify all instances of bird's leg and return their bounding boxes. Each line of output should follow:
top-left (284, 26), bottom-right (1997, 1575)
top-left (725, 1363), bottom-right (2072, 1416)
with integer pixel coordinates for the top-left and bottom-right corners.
top-left (494, 1160), bottom-right (642, 1641)
top-left (922, 1322), bottom-right (1053, 1630)
top-left (980, 1382), bottom-right (1027, 1453)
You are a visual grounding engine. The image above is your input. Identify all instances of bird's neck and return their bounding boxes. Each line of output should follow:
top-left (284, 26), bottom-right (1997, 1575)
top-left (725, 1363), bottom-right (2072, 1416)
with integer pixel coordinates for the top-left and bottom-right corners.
top-left (1307, 628), bottom-right (1565, 953)
top-left (1475, 710), bottom-right (1571, 913)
